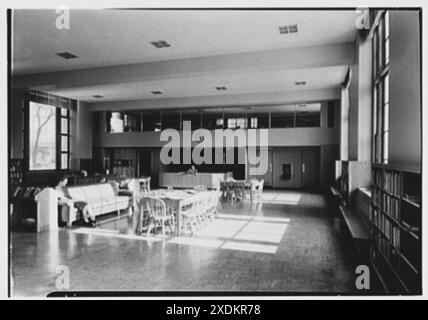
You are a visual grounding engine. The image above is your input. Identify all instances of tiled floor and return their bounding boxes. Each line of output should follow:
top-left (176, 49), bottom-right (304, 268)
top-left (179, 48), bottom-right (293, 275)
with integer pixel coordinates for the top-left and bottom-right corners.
top-left (10, 190), bottom-right (367, 297)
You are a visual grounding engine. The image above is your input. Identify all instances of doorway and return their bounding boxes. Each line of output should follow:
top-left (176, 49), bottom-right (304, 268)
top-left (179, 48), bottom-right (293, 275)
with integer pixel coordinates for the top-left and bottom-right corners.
top-left (272, 147), bottom-right (320, 189)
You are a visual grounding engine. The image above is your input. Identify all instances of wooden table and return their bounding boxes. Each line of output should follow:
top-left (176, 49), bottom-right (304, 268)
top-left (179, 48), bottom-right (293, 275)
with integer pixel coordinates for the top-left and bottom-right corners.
top-left (145, 189), bottom-right (215, 236)
top-left (159, 172), bottom-right (232, 189)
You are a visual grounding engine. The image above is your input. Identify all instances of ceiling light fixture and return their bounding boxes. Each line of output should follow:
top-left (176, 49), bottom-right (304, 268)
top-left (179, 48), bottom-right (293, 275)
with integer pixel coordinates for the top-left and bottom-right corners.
top-left (151, 91), bottom-right (163, 95)
top-left (150, 40), bottom-right (171, 48)
top-left (92, 95), bottom-right (103, 99)
top-left (56, 51), bottom-right (78, 59)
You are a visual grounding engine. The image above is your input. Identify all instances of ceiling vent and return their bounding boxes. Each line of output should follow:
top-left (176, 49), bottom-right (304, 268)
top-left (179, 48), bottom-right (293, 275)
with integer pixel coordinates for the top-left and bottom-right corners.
top-left (56, 51), bottom-right (78, 59)
top-left (279, 24), bottom-right (298, 34)
top-left (298, 104), bottom-right (307, 107)
top-left (151, 91), bottom-right (163, 95)
top-left (288, 24), bottom-right (298, 33)
top-left (295, 81), bottom-right (306, 86)
top-left (92, 95), bottom-right (103, 99)
top-left (150, 41), bottom-right (171, 48)
top-left (216, 86), bottom-right (227, 91)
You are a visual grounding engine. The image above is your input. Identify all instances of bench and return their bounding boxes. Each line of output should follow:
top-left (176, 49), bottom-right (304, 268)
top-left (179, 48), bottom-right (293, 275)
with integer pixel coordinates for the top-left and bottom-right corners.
top-left (339, 205), bottom-right (369, 258)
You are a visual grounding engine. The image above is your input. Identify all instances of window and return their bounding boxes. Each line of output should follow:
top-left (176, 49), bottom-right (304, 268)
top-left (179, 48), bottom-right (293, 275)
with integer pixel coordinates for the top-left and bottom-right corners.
top-left (295, 103), bottom-right (321, 128)
top-left (29, 102), bottom-right (57, 170)
top-left (106, 111), bottom-right (142, 132)
top-left (28, 100), bottom-right (70, 170)
top-left (372, 11), bottom-right (390, 163)
top-left (60, 108), bottom-right (70, 169)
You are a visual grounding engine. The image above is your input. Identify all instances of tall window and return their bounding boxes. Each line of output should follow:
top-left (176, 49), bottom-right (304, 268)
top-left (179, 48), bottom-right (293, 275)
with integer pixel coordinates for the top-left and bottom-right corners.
top-left (372, 11), bottom-right (390, 163)
top-left (27, 93), bottom-right (71, 171)
top-left (29, 102), bottom-right (56, 170)
top-left (60, 107), bottom-right (70, 169)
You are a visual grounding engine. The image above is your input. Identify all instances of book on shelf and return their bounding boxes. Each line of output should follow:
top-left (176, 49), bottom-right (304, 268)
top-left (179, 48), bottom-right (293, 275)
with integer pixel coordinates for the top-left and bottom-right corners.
top-left (371, 165), bottom-right (421, 293)
top-left (12, 186), bottom-right (23, 198)
top-left (22, 187), bottom-right (35, 198)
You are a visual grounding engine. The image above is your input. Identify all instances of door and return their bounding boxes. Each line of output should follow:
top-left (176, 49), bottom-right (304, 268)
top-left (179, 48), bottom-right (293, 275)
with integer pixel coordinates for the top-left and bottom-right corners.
top-left (272, 148), bottom-right (302, 188)
top-left (301, 148), bottom-right (320, 189)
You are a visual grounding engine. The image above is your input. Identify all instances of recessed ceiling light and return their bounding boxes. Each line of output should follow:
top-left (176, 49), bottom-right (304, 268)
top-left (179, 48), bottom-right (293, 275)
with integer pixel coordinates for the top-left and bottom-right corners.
top-left (151, 91), bottom-right (163, 95)
top-left (56, 51), bottom-right (78, 59)
top-left (279, 24), bottom-right (298, 34)
top-left (92, 95), bottom-right (103, 98)
top-left (150, 41), bottom-right (171, 48)
top-left (295, 81), bottom-right (306, 86)
top-left (216, 86), bottom-right (227, 91)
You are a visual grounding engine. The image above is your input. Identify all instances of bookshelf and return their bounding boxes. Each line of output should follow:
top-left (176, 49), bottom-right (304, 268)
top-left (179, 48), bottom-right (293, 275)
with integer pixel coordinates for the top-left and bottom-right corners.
top-left (370, 163), bottom-right (421, 294)
top-left (10, 159), bottom-right (24, 198)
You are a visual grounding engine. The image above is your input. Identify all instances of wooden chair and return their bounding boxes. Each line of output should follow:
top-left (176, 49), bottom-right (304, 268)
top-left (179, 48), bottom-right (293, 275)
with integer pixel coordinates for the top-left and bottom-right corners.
top-left (234, 181), bottom-right (246, 202)
top-left (180, 203), bottom-right (200, 236)
top-left (208, 191), bottom-right (221, 218)
top-left (251, 179), bottom-right (264, 201)
top-left (140, 197), bottom-right (174, 237)
top-left (139, 177), bottom-right (151, 194)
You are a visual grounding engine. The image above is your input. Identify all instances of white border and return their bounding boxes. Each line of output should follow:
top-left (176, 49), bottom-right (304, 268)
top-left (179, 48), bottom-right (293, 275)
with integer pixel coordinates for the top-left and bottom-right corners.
top-left (0, 0), bottom-right (426, 300)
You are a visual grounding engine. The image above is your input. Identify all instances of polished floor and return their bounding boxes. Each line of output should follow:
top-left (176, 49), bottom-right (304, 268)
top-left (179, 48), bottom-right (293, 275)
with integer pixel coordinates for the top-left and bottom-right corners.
top-left (11, 191), bottom-right (365, 296)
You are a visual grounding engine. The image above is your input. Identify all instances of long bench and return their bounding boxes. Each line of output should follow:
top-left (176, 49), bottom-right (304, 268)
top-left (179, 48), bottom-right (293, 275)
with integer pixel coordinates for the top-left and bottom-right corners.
top-left (339, 205), bottom-right (369, 258)
top-left (330, 185), bottom-right (370, 259)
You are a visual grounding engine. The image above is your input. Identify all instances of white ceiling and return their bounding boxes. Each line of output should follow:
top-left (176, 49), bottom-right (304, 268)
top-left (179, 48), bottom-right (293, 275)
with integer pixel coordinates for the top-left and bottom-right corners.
top-left (12, 9), bottom-right (357, 106)
top-left (13, 9), bottom-right (357, 75)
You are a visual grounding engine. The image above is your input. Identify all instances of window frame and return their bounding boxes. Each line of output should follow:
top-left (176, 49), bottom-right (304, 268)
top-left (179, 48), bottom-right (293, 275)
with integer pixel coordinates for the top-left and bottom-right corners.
top-left (372, 10), bottom-right (390, 164)
top-left (25, 94), bottom-right (72, 172)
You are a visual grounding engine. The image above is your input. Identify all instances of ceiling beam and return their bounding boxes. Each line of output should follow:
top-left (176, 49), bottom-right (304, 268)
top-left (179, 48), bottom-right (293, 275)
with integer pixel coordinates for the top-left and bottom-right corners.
top-left (89, 88), bottom-right (341, 111)
top-left (13, 42), bottom-right (354, 90)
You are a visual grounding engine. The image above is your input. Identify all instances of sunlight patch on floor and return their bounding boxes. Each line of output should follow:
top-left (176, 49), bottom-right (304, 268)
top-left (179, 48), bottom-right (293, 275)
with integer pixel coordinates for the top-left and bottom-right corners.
top-left (71, 228), bottom-right (164, 242)
top-left (262, 193), bottom-right (302, 205)
top-left (168, 237), bottom-right (223, 248)
top-left (221, 241), bottom-right (277, 254)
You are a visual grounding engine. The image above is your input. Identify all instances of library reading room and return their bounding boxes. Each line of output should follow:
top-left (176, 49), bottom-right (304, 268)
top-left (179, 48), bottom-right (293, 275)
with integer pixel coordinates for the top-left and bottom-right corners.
top-left (9, 9), bottom-right (421, 296)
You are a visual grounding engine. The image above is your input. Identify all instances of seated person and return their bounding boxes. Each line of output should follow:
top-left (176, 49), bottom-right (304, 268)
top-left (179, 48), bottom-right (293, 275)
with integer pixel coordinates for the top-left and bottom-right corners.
top-left (186, 165), bottom-right (198, 175)
top-left (56, 175), bottom-right (96, 227)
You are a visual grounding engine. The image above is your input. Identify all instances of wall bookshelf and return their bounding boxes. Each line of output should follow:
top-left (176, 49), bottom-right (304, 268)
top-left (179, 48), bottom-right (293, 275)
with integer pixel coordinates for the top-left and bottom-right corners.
top-left (10, 159), bottom-right (24, 198)
top-left (370, 163), bottom-right (421, 294)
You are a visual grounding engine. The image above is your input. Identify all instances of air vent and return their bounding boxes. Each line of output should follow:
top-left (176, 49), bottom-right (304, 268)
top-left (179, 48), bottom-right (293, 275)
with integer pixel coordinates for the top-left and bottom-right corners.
top-left (288, 24), bottom-right (298, 33)
top-left (151, 91), bottom-right (163, 95)
top-left (298, 104), bottom-right (307, 108)
top-left (150, 41), bottom-right (171, 48)
top-left (56, 51), bottom-right (78, 59)
top-left (295, 81), bottom-right (306, 86)
top-left (279, 24), bottom-right (298, 34)
top-left (216, 86), bottom-right (227, 91)
top-left (92, 95), bottom-right (103, 99)
top-left (279, 26), bottom-right (289, 34)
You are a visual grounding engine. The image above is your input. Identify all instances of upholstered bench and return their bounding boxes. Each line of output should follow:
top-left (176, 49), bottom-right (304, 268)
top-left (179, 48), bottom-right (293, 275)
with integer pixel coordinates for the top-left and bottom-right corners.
top-left (60, 182), bottom-right (133, 227)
